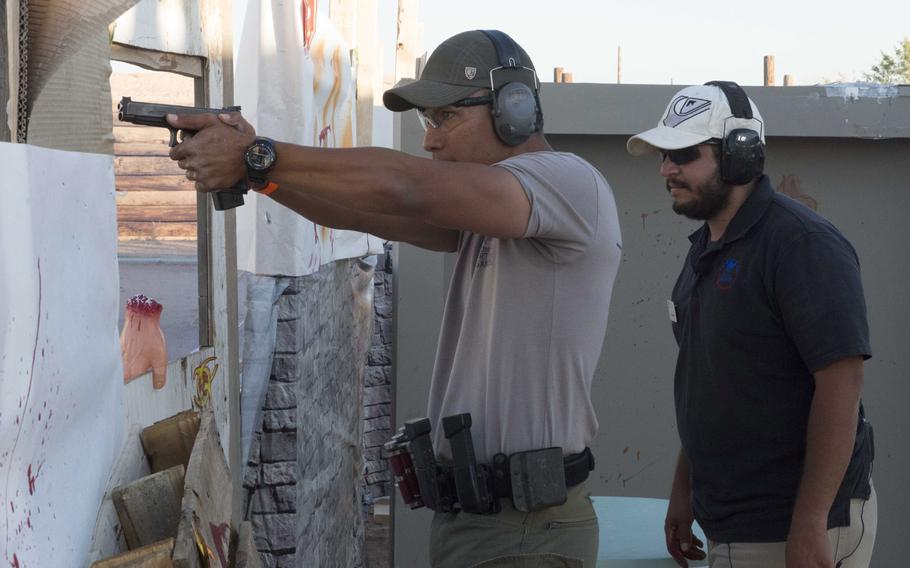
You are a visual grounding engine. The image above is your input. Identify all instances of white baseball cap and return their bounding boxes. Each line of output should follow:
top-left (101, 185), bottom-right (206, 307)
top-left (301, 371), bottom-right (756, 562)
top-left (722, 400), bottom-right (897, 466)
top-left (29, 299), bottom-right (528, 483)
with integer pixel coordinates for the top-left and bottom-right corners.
top-left (626, 84), bottom-right (765, 155)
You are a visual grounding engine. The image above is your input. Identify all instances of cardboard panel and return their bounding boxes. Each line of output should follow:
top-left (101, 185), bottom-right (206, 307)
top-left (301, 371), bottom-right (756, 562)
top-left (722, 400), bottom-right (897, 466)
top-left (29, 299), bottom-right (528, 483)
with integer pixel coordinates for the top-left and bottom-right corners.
top-left (91, 538), bottom-right (175, 568)
top-left (172, 410), bottom-right (233, 568)
top-left (113, 465), bottom-right (186, 550)
top-left (140, 411), bottom-right (200, 473)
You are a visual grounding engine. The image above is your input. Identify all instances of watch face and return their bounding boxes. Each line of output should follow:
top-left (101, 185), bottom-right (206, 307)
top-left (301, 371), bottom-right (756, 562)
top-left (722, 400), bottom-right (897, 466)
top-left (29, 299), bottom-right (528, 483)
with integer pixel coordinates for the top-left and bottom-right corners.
top-left (246, 141), bottom-right (276, 171)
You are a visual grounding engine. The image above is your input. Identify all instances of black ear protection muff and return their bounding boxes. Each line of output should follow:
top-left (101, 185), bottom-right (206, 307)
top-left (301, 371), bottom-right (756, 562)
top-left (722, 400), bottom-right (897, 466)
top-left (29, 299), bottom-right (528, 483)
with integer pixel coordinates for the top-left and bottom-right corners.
top-left (704, 80), bottom-right (765, 185)
top-left (479, 30), bottom-right (542, 146)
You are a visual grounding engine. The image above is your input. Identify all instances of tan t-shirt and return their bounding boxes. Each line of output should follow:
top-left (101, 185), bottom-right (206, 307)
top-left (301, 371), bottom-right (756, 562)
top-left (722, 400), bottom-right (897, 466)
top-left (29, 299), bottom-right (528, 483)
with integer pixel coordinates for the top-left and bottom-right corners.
top-left (427, 151), bottom-right (622, 462)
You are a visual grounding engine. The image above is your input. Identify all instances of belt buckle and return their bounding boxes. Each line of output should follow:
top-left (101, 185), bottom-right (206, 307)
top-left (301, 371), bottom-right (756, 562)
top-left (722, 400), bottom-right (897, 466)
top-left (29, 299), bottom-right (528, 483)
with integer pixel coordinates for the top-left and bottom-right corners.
top-left (509, 447), bottom-right (567, 512)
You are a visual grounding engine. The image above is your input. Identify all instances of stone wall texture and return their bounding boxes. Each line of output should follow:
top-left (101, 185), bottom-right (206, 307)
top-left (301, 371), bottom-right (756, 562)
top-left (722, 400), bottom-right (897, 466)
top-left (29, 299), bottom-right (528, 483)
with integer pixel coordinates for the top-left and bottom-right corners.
top-left (245, 258), bottom-right (376, 568)
top-left (363, 249), bottom-right (394, 502)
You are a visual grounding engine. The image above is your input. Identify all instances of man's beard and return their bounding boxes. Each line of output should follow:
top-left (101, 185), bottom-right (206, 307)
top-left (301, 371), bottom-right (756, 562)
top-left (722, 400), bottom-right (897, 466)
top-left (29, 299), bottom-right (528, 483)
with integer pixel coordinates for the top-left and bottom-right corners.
top-left (668, 169), bottom-right (732, 220)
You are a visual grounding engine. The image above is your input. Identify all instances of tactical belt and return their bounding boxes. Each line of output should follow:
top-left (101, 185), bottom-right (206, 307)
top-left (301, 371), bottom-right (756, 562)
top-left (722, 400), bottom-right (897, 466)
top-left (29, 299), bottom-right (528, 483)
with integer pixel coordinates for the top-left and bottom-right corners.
top-left (487, 447), bottom-right (595, 502)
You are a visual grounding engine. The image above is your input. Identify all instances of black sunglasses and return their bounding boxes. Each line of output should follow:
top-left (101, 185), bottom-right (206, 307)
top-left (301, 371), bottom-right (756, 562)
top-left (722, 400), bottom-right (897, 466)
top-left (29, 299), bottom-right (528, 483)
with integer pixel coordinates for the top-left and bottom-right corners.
top-left (659, 141), bottom-right (720, 165)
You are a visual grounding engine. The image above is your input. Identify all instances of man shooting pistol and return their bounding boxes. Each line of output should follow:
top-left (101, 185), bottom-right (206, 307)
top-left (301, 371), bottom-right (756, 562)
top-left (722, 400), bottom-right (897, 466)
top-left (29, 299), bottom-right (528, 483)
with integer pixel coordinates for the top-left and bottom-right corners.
top-left (116, 96), bottom-right (248, 211)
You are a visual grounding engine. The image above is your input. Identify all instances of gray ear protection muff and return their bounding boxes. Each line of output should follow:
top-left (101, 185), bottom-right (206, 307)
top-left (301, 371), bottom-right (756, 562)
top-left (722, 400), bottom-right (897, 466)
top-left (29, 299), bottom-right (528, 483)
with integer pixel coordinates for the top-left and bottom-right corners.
top-left (479, 30), bottom-right (542, 146)
top-left (704, 80), bottom-right (765, 185)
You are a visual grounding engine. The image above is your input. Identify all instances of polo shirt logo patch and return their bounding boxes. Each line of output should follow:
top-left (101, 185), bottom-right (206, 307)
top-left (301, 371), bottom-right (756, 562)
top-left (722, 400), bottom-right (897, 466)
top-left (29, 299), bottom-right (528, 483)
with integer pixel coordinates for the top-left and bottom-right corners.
top-left (716, 258), bottom-right (740, 290)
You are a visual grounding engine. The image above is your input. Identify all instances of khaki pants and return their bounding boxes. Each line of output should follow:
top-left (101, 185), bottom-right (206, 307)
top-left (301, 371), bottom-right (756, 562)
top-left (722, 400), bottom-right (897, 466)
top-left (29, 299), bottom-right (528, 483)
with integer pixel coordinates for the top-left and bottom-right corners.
top-left (708, 484), bottom-right (877, 568)
top-left (429, 482), bottom-right (598, 568)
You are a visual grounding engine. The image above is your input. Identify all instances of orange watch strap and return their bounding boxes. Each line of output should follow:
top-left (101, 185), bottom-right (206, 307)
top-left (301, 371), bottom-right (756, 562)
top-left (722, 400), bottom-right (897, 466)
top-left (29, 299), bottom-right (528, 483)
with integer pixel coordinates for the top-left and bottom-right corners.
top-left (253, 181), bottom-right (279, 196)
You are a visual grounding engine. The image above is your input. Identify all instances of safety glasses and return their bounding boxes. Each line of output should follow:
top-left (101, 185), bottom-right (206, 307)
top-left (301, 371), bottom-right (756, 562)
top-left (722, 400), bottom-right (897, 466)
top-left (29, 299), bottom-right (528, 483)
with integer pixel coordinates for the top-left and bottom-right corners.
top-left (416, 95), bottom-right (494, 131)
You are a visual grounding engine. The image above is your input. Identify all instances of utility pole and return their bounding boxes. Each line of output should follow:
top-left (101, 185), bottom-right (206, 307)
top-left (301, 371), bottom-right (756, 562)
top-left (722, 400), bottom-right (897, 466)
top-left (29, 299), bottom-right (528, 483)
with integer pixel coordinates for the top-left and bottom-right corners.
top-left (764, 55), bottom-right (776, 86)
top-left (617, 45), bottom-right (622, 84)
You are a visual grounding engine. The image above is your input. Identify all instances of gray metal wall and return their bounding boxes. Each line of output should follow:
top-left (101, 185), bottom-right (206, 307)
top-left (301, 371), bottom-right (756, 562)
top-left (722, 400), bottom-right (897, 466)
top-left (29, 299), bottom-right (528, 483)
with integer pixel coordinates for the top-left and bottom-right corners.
top-left (393, 84), bottom-right (910, 567)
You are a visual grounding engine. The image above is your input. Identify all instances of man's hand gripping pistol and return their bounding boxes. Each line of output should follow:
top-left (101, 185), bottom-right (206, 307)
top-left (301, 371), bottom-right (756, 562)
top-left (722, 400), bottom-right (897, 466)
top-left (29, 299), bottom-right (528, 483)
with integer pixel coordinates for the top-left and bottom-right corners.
top-left (117, 96), bottom-right (247, 211)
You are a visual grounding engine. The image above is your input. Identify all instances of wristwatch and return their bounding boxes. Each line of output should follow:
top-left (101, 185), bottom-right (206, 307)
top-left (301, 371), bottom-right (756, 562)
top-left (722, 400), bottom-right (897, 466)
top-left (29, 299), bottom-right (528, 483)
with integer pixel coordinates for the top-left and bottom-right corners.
top-left (244, 137), bottom-right (278, 185)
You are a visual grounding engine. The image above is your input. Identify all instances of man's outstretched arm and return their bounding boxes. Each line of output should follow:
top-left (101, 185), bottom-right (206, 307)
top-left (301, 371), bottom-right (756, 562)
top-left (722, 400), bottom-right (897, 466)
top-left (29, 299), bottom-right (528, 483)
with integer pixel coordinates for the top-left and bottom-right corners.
top-left (167, 112), bottom-right (531, 242)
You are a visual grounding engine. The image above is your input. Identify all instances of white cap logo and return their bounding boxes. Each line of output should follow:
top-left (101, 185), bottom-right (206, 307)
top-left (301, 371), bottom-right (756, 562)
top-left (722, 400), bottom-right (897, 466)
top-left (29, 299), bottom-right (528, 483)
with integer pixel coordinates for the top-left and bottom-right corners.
top-left (663, 96), bottom-right (711, 128)
top-left (464, 66), bottom-right (477, 80)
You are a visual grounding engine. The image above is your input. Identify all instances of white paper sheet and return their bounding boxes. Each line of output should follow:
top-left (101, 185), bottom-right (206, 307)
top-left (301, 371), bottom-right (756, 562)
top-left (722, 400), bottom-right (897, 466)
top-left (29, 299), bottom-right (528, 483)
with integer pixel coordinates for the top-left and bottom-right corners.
top-left (0, 142), bottom-right (123, 567)
top-left (235, 0), bottom-right (383, 277)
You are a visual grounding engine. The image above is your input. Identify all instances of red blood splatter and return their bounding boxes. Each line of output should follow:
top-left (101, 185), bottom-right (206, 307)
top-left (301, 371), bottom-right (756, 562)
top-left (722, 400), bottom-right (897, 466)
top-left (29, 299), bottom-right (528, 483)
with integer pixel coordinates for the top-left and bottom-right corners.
top-left (125, 294), bottom-right (163, 315)
top-left (10, 553), bottom-right (19, 568)
top-left (27, 463), bottom-right (42, 496)
top-left (210, 522), bottom-right (231, 567)
top-left (9, 501), bottom-right (14, 512)
top-left (26, 516), bottom-right (30, 529)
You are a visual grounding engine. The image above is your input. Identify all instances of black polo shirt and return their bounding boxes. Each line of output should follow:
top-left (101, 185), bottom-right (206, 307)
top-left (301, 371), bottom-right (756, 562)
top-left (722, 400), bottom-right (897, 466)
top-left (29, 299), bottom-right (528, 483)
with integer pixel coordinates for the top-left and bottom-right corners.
top-left (671, 175), bottom-right (874, 543)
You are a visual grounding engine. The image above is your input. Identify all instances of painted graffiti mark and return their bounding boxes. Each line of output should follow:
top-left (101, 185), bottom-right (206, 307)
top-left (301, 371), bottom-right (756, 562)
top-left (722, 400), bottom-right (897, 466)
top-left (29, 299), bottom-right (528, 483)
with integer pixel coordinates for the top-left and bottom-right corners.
top-left (193, 524), bottom-right (216, 565)
top-left (192, 357), bottom-right (220, 410)
top-left (318, 125), bottom-right (332, 147)
top-left (210, 522), bottom-right (231, 567)
top-left (301, 0), bottom-right (318, 51)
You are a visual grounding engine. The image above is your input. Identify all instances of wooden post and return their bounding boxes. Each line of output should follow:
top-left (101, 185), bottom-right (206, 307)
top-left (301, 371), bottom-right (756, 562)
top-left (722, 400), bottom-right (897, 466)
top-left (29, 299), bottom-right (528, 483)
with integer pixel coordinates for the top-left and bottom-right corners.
top-left (562, 72), bottom-right (573, 83)
top-left (553, 66), bottom-right (563, 83)
top-left (617, 45), bottom-right (622, 84)
top-left (395, 0), bottom-right (418, 82)
top-left (355, 0), bottom-right (377, 148)
top-left (784, 74), bottom-right (794, 86)
top-left (764, 55), bottom-right (775, 86)
top-left (330, 0), bottom-right (356, 47)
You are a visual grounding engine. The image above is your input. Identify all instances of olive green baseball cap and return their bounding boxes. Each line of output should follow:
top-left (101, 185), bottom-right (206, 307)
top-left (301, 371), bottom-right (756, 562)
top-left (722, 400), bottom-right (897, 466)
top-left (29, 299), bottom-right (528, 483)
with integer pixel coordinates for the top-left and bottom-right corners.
top-left (383, 30), bottom-right (535, 112)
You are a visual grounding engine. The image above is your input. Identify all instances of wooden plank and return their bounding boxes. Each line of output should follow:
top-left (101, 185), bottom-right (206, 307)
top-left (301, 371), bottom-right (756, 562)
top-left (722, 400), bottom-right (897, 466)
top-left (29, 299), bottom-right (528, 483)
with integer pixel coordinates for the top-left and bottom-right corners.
top-left (115, 141), bottom-right (178, 156)
top-left (116, 191), bottom-right (198, 207)
top-left (172, 410), bottom-right (233, 568)
top-left (114, 125), bottom-right (175, 146)
top-left (91, 538), bottom-right (175, 568)
top-left (118, 205), bottom-right (197, 223)
top-left (119, 222), bottom-right (197, 240)
top-left (112, 466), bottom-right (186, 550)
top-left (140, 411), bottom-right (201, 474)
top-left (116, 156), bottom-right (185, 176)
top-left (199, 0), bottom-right (242, 529)
top-left (111, 43), bottom-right (205, 78)
top-left (116, 175), bottom-right (195, 192)
top-left (356, 0), bottom-right (378, 148)
top-left (395, 0), bottom-right (419, 81)
top-left (109, 71), bottom-right (196, 106)
top-left (88, 430), bottom-right (152, 564)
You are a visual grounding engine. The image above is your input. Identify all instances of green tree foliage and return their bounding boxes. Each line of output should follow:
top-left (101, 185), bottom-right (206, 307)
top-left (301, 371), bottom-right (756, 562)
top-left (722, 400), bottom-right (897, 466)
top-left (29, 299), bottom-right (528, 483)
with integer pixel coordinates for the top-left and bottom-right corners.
top-left (864, 38), bottom-right (910, 84)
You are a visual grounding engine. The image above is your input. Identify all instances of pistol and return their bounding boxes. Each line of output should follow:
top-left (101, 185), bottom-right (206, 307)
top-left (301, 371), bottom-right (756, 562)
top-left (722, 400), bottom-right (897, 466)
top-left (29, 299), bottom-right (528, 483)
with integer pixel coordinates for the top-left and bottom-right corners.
top-left (117, 96), bottom-right (247, 211)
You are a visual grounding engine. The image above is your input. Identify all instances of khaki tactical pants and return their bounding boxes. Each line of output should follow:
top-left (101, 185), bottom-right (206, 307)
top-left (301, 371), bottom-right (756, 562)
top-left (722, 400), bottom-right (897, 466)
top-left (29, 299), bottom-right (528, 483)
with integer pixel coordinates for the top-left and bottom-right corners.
top-left (708, 484), bottom-right (877, 568)
top-left (429, 482), bottom-right (598, 568)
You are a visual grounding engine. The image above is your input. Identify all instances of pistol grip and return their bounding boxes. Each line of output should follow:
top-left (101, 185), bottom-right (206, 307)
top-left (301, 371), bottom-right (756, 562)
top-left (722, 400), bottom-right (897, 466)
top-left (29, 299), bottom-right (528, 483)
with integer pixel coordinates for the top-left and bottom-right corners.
top-left (168, 127), bottom-right (179, 147)
top-left (211, 182), bottom-right (248, 211)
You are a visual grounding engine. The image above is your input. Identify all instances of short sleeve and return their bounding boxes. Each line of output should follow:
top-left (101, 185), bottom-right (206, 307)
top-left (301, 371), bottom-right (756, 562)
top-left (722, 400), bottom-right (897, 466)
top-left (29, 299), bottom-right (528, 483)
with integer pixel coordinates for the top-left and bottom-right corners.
top-left (495, 152), bottom-right (603, 263)
top-left (774, 231), bottom-right (871, 373)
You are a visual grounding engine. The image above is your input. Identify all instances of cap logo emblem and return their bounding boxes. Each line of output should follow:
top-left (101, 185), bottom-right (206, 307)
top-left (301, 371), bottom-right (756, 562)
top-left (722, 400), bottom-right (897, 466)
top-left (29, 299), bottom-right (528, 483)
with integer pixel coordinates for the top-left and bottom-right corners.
top-left (464, 66), bottom-right (477, 80)
top-left (663, 96), bottom-right (711, 128)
